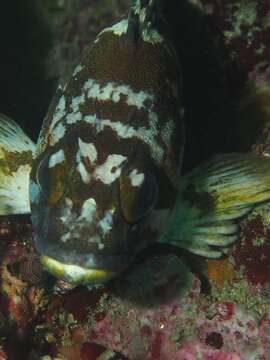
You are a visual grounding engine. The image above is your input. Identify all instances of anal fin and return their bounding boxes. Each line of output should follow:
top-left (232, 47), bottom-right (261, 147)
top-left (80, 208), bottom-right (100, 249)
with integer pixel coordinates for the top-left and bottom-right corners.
top-left (0, 114), bottom-right (36, 215)
top-left (159, 153), bottom-right (270, 258)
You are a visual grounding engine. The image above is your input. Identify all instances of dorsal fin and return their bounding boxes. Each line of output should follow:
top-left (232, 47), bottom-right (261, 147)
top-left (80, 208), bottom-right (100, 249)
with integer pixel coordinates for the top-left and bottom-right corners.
top-left (126, 6), bottom-right (140, 43)
top-left (127, 0), bottom-right (162, 43)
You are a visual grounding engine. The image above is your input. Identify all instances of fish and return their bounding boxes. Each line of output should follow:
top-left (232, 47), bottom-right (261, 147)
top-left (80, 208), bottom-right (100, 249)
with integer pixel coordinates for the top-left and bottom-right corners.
top-left (1, 0), bottom-right (270, 286)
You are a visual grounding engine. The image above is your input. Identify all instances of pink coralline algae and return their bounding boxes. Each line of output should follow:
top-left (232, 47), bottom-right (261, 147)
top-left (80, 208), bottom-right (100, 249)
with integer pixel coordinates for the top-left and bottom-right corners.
top-left (1, 240), bottom-right (270, 359)
top-left (173, 342), bottom-right (241, 360)
top-left (216, 301), bottom-right (236, 321)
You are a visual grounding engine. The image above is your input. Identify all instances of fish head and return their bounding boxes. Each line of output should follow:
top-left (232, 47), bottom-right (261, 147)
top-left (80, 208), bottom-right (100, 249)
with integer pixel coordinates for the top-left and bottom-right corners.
top-left (29, 139), bottom-right (159, 285)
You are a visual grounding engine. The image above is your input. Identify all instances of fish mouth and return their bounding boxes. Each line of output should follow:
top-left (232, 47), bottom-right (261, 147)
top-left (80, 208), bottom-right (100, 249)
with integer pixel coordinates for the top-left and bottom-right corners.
top-left (40, 255), bottom-right (119, 285)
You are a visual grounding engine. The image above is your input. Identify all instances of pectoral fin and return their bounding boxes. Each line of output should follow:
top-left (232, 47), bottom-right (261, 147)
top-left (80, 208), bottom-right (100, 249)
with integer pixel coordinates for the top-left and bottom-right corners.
top-left (0, 114), bottom-right (36, 215)
top-left (159, 153), bottom-right (270, 258)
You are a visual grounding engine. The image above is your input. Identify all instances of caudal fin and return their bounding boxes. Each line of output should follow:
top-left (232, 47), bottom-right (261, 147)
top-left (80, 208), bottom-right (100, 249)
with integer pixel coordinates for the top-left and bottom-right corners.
top-left (0, 114), bottom-right (36, 215)
top-left (159, 153), bottom-right (270, 258)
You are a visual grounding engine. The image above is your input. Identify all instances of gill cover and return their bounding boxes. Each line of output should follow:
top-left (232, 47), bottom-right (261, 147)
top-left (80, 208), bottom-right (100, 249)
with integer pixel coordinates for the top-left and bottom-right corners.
top-left (35, 147), bottom-right (72, 205)
top-left (119, 166), bottom-right (158, 223)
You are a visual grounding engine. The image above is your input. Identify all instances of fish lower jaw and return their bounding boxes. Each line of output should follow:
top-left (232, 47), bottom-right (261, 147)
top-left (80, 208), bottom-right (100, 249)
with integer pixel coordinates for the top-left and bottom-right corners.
top-left (40, 254), bottom-right (118, 285)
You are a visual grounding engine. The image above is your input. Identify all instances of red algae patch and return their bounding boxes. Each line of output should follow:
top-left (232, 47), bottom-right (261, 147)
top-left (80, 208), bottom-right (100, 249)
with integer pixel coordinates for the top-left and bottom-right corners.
top-left (233, 214), bottom-right (270, 285)
top-left (63, 287), bottom-right (105, 322)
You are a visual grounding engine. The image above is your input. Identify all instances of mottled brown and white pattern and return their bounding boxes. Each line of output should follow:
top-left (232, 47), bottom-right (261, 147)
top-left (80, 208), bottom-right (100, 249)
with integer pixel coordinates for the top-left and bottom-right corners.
top-left (28, 0), bottom-right (184, 284)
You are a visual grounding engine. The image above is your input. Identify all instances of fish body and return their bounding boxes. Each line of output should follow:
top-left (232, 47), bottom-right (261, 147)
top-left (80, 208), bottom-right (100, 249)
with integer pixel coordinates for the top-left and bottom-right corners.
top-left (30, 0), bottom-right (184, 284)
top-left (1, 0), bottom-right (270, 285)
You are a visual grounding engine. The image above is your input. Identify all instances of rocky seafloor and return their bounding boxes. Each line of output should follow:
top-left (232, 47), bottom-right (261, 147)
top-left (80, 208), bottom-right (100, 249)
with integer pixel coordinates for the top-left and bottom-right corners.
top-left (1, 0), bottom-right (270, 359)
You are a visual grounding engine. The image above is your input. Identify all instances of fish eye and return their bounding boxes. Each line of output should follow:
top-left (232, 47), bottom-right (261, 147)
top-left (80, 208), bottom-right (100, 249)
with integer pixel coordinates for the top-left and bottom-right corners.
top-left (119, 169), bottom-right (158, 224)
top-left (35, 150), bottom-right (68, 205)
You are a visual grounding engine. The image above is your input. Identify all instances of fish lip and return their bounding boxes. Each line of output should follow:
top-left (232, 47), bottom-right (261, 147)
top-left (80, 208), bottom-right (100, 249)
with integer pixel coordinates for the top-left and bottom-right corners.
top-left (40, 254), bottom-right (119, 285)
top-left (34, 235), bottom-right (134, 271)
top-left (34, 234), bottom-right (136, 272)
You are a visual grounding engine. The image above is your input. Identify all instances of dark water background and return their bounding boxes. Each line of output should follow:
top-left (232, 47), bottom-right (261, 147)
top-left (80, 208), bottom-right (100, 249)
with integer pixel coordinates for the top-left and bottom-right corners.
top-left (0, 0), bottom-right (261, 171)
top-left (0, 1), bottom-right (55, 142)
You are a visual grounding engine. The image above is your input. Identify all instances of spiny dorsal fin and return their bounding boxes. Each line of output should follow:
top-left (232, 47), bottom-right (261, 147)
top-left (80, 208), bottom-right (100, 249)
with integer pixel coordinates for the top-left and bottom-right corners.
top-left (127, 0), bottom-right (163, 43)
top-left (0, 114), bottom-right (36, 214)
top-left (127, 6), bottom-right (140, 43)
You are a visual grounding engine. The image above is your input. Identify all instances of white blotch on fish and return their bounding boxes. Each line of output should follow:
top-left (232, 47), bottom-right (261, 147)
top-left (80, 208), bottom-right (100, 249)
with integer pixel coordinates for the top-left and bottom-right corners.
top-left (49, 149), bottom-right (65, 168)
top-left (129, 169), bottom-right (145, 187)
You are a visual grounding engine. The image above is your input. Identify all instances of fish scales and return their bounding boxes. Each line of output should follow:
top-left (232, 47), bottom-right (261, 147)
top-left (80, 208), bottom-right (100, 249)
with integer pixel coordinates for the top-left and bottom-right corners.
top-left (29, 0), bottom-right (183, 277)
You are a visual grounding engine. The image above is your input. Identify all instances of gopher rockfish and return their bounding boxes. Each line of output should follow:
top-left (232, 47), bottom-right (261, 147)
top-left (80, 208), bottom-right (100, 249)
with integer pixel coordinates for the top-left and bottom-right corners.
top-left (1, 0), bottom-right (270, 286)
